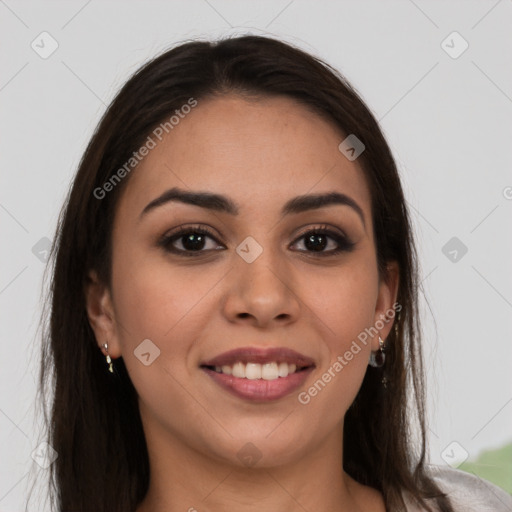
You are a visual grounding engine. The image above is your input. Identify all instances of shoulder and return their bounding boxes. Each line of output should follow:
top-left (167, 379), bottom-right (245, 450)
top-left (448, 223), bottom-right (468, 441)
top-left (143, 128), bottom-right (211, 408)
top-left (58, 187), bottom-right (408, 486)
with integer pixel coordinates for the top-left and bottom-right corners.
top-left (403, 465), bottom-right (512, 512)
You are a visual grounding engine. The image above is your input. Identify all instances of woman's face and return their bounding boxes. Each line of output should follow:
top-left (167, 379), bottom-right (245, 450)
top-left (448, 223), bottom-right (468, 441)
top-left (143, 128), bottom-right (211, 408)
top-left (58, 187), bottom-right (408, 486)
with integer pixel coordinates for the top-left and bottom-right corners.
top-left (87, 94), bottom-right (398, 467)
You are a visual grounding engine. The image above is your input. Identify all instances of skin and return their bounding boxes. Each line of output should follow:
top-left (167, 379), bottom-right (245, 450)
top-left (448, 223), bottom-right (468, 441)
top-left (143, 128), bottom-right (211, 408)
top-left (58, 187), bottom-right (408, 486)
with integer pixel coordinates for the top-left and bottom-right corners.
top-left (86, 94), bottom-right (398, 512)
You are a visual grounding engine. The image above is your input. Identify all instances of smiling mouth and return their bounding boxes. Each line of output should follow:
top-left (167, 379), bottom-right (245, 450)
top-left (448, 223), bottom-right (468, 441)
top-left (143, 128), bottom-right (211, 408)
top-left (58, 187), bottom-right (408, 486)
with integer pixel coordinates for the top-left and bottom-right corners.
top-left (199, 346), bottom-right (316, 401)
top-left (200, 361), bottom-right (313, 381)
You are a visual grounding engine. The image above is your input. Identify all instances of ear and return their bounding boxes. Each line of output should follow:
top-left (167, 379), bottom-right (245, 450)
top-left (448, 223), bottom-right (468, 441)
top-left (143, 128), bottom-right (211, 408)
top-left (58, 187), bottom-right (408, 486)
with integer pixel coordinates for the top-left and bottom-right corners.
top-left (85, 270), bottom-right (122, 358)
top-left (372, 261), bottom-right (400, 351)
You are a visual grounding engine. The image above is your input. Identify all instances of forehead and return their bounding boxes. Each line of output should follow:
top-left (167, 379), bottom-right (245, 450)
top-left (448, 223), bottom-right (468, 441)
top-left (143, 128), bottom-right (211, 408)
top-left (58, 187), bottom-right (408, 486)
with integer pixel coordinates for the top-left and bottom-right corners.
top-left (117, 94), bottom-right (372, 221)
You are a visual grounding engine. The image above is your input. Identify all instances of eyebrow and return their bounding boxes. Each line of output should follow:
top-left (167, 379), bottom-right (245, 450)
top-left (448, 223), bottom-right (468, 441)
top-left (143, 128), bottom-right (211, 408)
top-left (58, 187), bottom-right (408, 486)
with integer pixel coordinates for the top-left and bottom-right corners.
top-left (139, 187), bottom-right (366, 227)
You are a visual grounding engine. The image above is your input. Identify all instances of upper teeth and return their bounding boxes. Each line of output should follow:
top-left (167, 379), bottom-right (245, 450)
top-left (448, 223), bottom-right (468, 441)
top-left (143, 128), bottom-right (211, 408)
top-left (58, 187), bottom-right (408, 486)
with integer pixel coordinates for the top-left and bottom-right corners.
top-left (213, 362), bottom-right (298, 380)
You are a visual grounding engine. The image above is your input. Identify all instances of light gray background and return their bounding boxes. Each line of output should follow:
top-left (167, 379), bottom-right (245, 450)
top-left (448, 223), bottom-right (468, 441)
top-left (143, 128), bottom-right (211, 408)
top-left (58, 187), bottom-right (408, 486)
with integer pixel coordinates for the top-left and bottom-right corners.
top-left (1, 1), bottom-right (511, 509)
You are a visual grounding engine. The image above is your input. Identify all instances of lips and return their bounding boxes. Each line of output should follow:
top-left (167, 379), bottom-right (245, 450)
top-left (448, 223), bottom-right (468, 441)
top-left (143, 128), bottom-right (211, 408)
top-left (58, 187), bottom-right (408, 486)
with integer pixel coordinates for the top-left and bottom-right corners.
top-left (200, 346), bottom-right (316, 402)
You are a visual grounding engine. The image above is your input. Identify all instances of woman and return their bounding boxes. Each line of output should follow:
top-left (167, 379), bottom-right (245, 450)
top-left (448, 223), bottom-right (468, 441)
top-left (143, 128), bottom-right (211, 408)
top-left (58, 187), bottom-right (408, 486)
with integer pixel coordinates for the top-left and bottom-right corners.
top-left (38, 35), bottom-right (512, 511)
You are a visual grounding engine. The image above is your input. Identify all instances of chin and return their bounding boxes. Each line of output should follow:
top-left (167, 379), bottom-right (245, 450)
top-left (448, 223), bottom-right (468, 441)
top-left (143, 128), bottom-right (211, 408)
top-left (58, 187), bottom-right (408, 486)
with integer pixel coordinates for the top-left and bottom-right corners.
top-left (206, 429), bottom-right (311, 469)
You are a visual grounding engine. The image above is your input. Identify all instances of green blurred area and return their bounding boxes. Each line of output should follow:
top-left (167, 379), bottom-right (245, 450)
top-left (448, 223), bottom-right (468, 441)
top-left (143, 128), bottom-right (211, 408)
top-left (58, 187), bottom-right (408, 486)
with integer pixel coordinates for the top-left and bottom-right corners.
top-left (459, 441), bottom-right (512, 494)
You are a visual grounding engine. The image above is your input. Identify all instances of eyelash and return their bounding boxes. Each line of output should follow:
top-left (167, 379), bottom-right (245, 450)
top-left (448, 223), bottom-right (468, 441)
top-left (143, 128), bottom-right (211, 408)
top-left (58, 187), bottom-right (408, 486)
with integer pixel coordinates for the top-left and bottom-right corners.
top-left (158, 224), bottom-right (355, 258)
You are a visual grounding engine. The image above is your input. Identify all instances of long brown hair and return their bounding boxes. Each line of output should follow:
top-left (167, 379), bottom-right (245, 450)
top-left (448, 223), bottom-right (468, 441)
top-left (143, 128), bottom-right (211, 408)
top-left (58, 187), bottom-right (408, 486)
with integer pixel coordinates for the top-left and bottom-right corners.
top-left (36, 35), bottom-right (453, 511)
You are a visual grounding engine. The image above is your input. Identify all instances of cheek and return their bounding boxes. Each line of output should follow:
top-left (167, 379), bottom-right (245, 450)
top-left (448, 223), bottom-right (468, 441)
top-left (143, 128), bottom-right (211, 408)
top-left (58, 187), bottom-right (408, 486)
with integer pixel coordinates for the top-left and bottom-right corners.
top-left (111, 251), bottom-right (221, 340)
top-left (110, 256), bottom-right (216, 420)
top-left (303, 259), bottom-right (379, 348)
top-left (110, 251), bottom-right (230, 398)
top-left (298, 256), bottom-right (378, 405)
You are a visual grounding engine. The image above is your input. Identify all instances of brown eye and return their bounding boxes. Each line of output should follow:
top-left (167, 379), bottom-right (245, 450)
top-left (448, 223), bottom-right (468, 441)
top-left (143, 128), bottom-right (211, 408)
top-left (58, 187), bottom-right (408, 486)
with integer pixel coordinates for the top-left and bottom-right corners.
top-left (159, 226), bottom-right (224, 256)
top-left (177, 232), bottom-right (208, 251)
top-left (290, 227), bottom-right (355, 256)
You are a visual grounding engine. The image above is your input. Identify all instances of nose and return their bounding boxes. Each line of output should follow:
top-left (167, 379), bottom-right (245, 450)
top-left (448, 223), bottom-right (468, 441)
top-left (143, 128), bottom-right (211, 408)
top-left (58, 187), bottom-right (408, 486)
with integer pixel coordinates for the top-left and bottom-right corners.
top-left (222, 246), bottom-right (301, 329)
